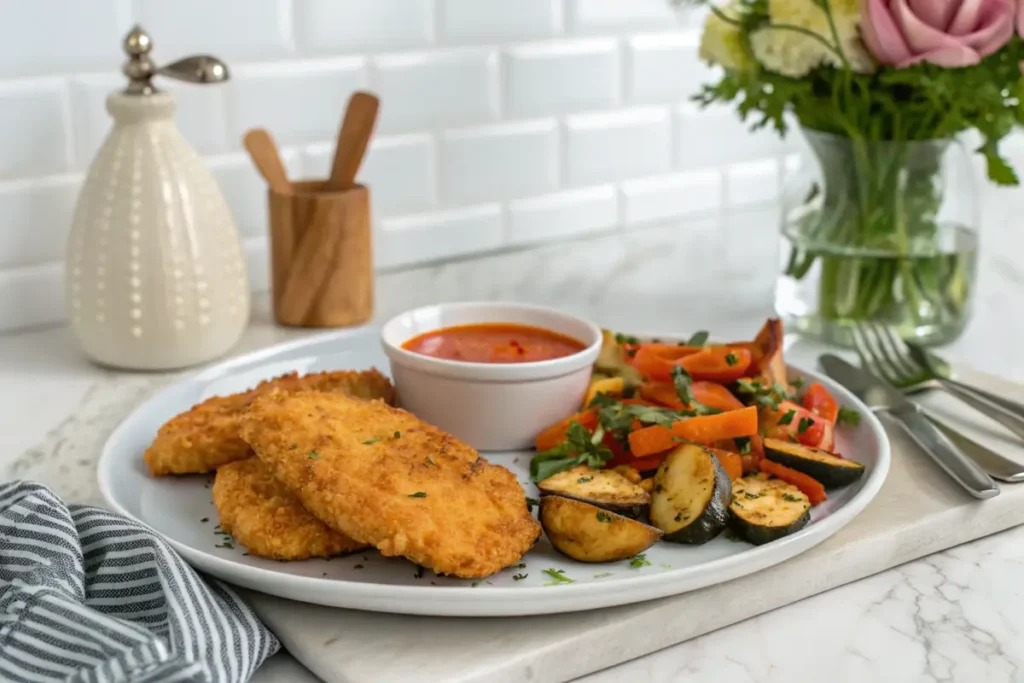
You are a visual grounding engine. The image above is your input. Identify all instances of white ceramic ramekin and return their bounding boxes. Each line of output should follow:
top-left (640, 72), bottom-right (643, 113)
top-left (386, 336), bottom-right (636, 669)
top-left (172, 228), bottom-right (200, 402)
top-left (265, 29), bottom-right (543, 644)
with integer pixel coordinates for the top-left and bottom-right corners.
top-left (380, 302), bottom-right (602, 451)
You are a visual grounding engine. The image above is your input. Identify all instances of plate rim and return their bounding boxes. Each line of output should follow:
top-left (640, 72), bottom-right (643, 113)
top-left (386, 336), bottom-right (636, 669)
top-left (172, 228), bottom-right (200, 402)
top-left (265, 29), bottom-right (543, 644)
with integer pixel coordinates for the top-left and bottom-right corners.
top-left (97, 329), bottom-right (891, 616)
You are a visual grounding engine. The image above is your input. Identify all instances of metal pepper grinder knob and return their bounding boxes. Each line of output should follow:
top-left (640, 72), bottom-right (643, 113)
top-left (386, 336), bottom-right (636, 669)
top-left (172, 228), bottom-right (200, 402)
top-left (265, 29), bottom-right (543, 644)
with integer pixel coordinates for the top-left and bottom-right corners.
top-left (121, 25), bottom-right (230, 95)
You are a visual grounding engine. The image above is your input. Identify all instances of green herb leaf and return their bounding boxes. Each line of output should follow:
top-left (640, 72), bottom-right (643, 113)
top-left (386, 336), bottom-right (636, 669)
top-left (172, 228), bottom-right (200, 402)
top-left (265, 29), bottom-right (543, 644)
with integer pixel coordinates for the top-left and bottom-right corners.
top-left (837, 406), bottom-right (862, 427)
top-left (362, 438), bottom-right (380, 445)
top-left (577, 476), bottom-right (593, 484)
top-left (513, 573), bottom-right (528, 581)
top-left (778, 409), bottom-right (796, 426)
top-left (782, 493), bottom-right (803, 502)
top-left (614, 332), bottom-right (639, 345)
top-left (393, 431), bottom-right (402, 439)
top-left (529, 420), bottom-right (615, 482)
top-left (790, 377), bottom-right (805, 389)
top-left (687, 330), bottom-right (710, 347)
top-left (797, 417), bottom-right (814, 435)
top-left (307, 451), bottom-right (320, 460)
top-left (734, 437), bottom-right (752, 455)
top-left (629, 554), bottom-right (651, 569)
top-left (596, 511), bottom-right (613, 523)
top-left (725, 352), bottom-right (739, 366)
top-left (525, 496), bottom-right (539, 512)
top-left (200, 517), bottom-right (209, 523)
top-left (542, 568), bottom-right (574, 585)
top-left (408, 491), bottom-right (427, 498)
top-left (672, 366), bottom-right (719, 416)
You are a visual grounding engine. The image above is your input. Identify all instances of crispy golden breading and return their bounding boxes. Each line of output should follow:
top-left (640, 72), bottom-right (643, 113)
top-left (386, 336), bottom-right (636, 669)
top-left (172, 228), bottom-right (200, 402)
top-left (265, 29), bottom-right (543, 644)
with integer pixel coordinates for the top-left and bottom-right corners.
top-left (239, 392), bottom-right (541, 578)
top-left (212, 458), bottom-right (366, 560)
top-left (145, 369), bottom-right (394, 476)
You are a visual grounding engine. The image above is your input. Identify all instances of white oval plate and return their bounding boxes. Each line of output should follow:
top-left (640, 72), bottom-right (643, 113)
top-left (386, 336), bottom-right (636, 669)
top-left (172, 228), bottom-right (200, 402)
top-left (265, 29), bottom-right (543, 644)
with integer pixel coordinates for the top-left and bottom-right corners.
top-left (98, 327), bottom-right (890, 617)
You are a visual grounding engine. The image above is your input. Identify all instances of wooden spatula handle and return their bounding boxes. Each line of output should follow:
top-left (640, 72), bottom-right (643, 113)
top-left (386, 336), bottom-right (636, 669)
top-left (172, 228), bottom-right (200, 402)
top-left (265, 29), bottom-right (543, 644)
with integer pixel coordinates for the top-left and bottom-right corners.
top-left (243, 129), bottom-right (290, 192)
top-left (328, 92), bottom-right (380, 191)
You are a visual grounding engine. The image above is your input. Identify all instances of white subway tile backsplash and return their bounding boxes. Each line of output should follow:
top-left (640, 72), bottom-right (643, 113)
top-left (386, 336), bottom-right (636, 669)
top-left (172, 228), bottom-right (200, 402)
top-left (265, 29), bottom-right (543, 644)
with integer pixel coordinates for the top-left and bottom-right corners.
top-left (0, 262), bottom-right (64, 333)
top-left (441, 120), bottom-right (558, 204)
top-left (676, 105), bottom-right (791, 169)
top-left (505, 39), bottom-right (620, 117)
top-left (296, 0), bottom-right (433, 54)
top-left (377, 205), bottom-right (503, 269)
top-left (621, 170), bottom-right (722, 226)
top-left (440, 0), bottom-right (562, 43)
top-left (208, 150), bottom-right (303, 240)
top-left (628, 32), bottom-right (716, 103)
top-left (302, 135), bottom-right (436, 215)
top-left (134, 0), bottom-right (294, 62)
top-left (71, 75), bottom-right (232, 166)
top-left (226, 59), bottom-right (368, 146)
top-left (0, 177), bottom-right (79, 268)
top-left (0, 79), bottom-right (70, 178)
top-left (566, 108), bottom-right (672, 185)
top-left (568, 0), bottom-right (680, 33)
top-left (373, 49), bottom-right (498, 132)
top-left (726, 160), bottom-right (780, 206)
top-left (0, 0), bottom-right (126, 76)
top-left (508, 185), bottom-right (617, 245)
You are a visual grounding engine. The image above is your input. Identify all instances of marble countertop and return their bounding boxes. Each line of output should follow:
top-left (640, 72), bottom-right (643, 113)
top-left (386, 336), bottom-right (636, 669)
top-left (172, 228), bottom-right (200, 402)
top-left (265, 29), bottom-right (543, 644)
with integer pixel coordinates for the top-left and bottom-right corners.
top-left (4, 206), bottom-right (1024, 682)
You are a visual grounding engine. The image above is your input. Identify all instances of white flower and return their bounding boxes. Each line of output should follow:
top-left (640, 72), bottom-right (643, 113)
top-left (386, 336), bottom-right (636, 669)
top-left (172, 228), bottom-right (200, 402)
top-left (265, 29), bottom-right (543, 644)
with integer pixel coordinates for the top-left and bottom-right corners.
top-left (751, 0), bottom-right (874, 78)
top-left (699, 1), bottom-right (754, 71)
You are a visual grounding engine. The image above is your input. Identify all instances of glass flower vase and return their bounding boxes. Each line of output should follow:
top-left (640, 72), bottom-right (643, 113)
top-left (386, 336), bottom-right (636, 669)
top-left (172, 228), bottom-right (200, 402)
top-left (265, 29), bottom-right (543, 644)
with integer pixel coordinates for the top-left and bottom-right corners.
top-left (775, 128), bottom-right (979, 346)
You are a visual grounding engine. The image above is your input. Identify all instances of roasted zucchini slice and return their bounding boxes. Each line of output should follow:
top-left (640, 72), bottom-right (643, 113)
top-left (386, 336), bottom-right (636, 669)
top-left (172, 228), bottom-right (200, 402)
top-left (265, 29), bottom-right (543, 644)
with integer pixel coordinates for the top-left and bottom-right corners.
top-left (649, 444), bottom-right (732, 544)
top-left (762, 438), bottom-right (865, 488)
top-left (730, 474), bottom-right (810, 545)
top-left (540, 495), bottom-right (662, 563)
top-left (537, 466), bottom-right (649, 518)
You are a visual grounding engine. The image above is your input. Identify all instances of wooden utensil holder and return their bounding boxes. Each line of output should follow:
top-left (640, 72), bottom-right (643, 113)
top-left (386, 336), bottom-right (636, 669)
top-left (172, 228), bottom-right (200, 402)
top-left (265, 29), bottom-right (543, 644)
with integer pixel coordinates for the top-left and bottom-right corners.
top-left (268, 181), bottom-right (373, 327)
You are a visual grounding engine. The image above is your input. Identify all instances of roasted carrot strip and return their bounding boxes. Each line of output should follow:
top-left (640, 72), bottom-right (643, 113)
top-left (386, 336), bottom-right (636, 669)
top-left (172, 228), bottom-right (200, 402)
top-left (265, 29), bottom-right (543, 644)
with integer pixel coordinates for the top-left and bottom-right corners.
top-left (692, 381), bottom-right (745, 412)
top-left (627, 406), bottom-right (758, 456)
top-left (708, 448), bottom-right (743, 481)
top-left (760, 459), bottom-right (827, 505)
top-left (534, 408), bottom-right (598, 452)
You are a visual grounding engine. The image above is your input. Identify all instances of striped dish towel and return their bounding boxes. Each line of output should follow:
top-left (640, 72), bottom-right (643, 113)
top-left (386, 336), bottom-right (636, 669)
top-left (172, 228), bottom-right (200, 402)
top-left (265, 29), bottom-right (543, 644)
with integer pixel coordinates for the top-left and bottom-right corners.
top-left (0, 481), bottom-right (279, 682)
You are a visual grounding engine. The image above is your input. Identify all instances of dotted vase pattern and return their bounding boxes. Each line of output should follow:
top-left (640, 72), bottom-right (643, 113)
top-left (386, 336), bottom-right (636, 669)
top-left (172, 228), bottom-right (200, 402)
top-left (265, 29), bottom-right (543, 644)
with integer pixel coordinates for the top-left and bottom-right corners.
top-left (66, 93), bottom-right (250, 370)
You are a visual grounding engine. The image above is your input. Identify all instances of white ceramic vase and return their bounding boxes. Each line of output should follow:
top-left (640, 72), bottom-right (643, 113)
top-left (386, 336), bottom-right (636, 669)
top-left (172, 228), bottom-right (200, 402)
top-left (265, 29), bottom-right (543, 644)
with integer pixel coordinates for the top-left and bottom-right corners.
top-left (65, 92), bottom-right (250, 370)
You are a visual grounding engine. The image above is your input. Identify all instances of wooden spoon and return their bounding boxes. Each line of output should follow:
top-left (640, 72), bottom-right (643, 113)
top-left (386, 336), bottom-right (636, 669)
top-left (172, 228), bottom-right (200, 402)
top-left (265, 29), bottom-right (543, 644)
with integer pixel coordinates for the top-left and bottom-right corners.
top-left (243, 128), bottom-right (290, 193)
top-left (327, 91), bottom-right (380, 191)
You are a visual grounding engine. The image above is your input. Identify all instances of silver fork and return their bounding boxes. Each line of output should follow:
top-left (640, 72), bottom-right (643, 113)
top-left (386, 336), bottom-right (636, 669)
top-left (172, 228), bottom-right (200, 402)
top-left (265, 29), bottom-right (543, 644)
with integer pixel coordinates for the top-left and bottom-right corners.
top-left (852, 323), bottom-right (1024, 482)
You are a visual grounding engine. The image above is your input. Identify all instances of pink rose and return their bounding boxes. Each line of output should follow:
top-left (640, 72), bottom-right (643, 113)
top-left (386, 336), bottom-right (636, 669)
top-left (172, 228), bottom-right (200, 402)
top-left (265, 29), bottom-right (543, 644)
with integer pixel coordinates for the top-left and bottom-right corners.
top-left (862, 0), bottom-right (1014, 68)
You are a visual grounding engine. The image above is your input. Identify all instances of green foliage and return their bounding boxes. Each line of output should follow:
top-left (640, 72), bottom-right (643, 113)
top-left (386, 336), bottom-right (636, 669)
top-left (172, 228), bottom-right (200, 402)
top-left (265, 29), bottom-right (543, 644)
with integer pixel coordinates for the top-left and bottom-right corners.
top-left (678, 0), bottom-right (1024, 185)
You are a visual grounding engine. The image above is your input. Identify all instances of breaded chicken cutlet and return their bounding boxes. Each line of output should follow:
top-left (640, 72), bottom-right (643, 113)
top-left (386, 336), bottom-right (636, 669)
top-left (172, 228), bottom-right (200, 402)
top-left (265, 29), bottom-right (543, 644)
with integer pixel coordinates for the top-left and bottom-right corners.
top-left (145, 369), bottom-right (394, 476)
top-left (239, 392), bottom-right (541, 579)
top-left (213, 458), bottom-right (366, 560)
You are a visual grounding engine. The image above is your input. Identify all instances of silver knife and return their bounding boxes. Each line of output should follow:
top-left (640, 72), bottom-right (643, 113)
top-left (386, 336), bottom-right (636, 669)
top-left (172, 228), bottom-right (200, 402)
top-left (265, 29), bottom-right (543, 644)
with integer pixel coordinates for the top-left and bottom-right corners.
top-left (819, 354), bottom-right (999, 499)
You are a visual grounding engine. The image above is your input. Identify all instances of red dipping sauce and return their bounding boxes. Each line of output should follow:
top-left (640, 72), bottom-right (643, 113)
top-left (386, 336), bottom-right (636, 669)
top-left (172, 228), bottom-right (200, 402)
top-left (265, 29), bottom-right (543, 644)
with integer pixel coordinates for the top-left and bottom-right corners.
top-left (403, 323), bottom-right (586, 364)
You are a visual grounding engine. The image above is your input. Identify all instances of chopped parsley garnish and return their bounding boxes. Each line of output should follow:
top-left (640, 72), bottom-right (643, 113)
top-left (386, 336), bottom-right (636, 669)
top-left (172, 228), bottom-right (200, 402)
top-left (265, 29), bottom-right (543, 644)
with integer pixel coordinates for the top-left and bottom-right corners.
top-left (735, 379), bottom-right (794, 411)
top-left (577, 475), bottom-right (593, 484)
top-left (790, 377), bottom-right (805, 389)
top-left (672, 366), bottom-right (719, 416)
top-left (797, 417), bottom-right (814, 434)
top-left (781, 493), bottom-right (802, 502)
top-left (734, 437), bottom-right (752, 454)
top-left (408, 491), bottom-right (427, 498)
top-left (629, 554), bottom-right (651, 568)
top-left (393, 431), bottom-right (402, 439)
top-left (289, 444), bottom-right (298, 450)
top-left (593, 572), bottom-right (613, 578)
top-left (837, 406), bottom-right (862, 427)
top-left (542, 568), bottom-right (574, 585)
top-left (513, 573), bottom-right (527, 581)
top-left (744, 491), bottom-right (760, 499)
top-left (362, 438), bottom-right (380, 445)
top-left (614, 332), bottom-right (639, 345)
top-left (413, 565), bottom-right (425, 579)
top-left (725, 352), bottom-right (739, 366)
top-left (686, 330), bottom-right (709, 347)
top-left (596, 511), bottom-right (613, 523)
top-left (778, 409), bottom-right (796, 426)
top-left (530, 420), bottom-right (615, 482)
top-left (307, 451), bottom-right (320, 460)
top-left (215, 542), bottom-right (234, 550)
top-left (200, 517), bottom-right (209, 523)
top-left (515, 563), bottom-right (527, 569)
top-left (525, 496), bottom-right (539, 512)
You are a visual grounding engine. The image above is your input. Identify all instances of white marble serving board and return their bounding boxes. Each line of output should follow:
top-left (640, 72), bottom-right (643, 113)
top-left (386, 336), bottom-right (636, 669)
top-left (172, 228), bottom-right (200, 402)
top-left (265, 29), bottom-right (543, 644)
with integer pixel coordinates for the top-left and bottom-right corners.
top-left (241, 369), bottom-right (1024, 683)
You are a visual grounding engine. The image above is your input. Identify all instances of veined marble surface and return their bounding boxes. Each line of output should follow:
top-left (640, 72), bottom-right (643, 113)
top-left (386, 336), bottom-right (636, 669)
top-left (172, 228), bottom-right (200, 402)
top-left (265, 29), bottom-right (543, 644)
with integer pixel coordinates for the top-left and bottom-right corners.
top-left (3, 205), bottom-right (1024, 682)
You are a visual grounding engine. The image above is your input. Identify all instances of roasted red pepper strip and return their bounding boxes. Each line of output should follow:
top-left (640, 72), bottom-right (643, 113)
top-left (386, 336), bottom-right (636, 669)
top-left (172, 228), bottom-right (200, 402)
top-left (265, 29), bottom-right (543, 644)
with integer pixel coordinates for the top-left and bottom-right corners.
top-left (802, 382), bottom-right (840, 424)
top-left (760, 459), bottom-right (827, 505)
